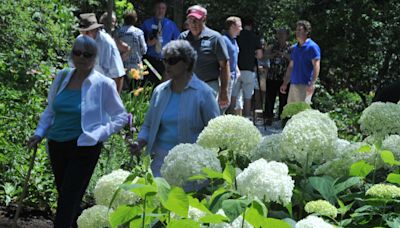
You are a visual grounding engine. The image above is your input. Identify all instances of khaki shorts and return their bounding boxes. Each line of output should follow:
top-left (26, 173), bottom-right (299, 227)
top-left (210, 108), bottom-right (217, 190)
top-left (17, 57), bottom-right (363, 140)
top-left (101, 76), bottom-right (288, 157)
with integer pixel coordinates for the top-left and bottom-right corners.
top-left (287, 84), bottom-right (308, 103)
top-left (232, 70), bottom-right (255, 99)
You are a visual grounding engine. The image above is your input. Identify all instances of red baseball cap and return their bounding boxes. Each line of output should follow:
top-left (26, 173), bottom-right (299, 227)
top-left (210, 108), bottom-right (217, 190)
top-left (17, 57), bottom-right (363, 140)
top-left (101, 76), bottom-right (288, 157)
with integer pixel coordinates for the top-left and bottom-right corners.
top-left (187, 8), bottom-right (206, 19)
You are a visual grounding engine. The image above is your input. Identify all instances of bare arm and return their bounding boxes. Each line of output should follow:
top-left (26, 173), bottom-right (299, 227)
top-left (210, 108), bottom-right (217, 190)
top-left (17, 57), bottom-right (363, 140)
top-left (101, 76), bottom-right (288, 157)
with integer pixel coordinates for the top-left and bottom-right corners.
top-left (280, 60), bottom-right (294, 94)
top-left (306, 59), bottom-right (321, 93)
top-left (218, 59), bottom-right (230, 108)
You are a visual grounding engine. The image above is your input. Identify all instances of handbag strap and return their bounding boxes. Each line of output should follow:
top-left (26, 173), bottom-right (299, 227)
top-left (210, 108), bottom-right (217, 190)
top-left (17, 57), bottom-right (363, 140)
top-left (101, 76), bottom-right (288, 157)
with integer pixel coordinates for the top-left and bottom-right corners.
top-left (55, 68), bottom-right (71, 94)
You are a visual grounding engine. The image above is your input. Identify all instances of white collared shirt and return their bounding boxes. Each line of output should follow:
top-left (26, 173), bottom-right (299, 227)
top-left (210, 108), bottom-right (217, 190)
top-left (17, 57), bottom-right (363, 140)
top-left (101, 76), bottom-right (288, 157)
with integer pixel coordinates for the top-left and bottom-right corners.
top-left (35, 68), bottom-right (128, 146)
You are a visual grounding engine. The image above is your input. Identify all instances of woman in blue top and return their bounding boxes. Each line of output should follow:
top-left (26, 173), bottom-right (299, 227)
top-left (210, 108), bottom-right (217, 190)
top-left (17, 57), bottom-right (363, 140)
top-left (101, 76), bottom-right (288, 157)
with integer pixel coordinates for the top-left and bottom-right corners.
top-left (27, 36), bottom-right (127, 228)
top-left (130, 40), bottom-right (220, 177)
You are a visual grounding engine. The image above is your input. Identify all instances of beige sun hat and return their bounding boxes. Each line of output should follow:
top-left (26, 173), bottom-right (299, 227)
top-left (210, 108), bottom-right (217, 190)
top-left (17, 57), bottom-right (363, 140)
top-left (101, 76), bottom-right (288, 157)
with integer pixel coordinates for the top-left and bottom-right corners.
top-left (78, 13), bottom-right (103, 31)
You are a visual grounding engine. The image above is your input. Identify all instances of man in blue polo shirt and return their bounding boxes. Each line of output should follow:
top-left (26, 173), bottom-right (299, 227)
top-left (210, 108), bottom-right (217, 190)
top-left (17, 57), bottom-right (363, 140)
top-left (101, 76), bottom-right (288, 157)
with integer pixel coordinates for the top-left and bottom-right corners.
top-left (280, 20), bottom-right (320, 103)
top-left (141, 0), bottom-right (180, 85)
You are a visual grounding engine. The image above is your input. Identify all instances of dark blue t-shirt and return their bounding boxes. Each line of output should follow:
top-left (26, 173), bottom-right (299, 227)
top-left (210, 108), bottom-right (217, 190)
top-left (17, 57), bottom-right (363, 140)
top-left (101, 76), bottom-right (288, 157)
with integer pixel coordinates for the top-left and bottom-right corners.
top-left (290, 38), bottom-right (321, 85)
top-left (223, 33), bottom-right (239, 79)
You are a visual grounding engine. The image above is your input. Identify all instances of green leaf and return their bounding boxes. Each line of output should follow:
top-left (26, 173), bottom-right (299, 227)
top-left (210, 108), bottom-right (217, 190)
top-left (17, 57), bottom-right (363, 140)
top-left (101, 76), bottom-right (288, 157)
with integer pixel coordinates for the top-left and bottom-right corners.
top-left (309, 176), bottom-right (336, 203)
top-left (187, 174), bottom-right (207, 181)
top-left (245, 205), bottom-right (267, 228)
top-left (209, 188), bottom-right (233, 213)
top-left (202, 167), bottom-right (224, 179)
top-left (199, 214), bottom-right (229, 224)
top-left (387, 173), bottom-right (400, 184)
top-left (154, 177), bottom-right (170, 202)
top-left (109, 205), bottom-right (141, 228)
top-left (264, 218), bottom-right (291, 228)
top-left (162, 187), bottom-right (189, 217)
top-left (221, 199), bottom-right (251, 221)
top-left (188, 196), bottom-right (211, 214)
top-left (121, 183), bottom-right (157, 198)
top-left (357, 145), bottom-right (371, 153)
top-left (222, 163), bottom-right (236, 186)
top-left (167, 219), bottom-right (200, 228)
top-left (349, 160), bottom-right (374, 178)
top-left (380, 150), bottom-right (400, 166)
top-left (334, 177), bottom-right (361, 195)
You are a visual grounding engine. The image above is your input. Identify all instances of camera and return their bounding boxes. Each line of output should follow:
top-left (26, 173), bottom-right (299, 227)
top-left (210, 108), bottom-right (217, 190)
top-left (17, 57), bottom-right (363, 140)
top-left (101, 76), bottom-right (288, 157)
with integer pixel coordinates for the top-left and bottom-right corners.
top-left (149, 25), bottom-right (159, 39)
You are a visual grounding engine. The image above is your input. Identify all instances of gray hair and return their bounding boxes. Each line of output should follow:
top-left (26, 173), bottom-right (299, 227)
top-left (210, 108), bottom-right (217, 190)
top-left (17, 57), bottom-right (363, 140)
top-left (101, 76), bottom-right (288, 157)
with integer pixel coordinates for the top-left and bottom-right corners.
top-left (72, 35), bottom-right (98, 57)
top-left (161, 40), bottom-right (197, 72)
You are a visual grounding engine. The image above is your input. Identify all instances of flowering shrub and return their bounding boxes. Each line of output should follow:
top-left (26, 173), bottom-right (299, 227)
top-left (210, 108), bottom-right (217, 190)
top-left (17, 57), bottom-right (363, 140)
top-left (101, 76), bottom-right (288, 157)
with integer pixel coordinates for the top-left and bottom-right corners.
top-left (359, 102), bottom-right (400, 139)
top-left (197, 115), bottom-right (261, 158)
top-left (160, 144), bottom-right (222, 188)
top-left (295, 215), bottom-right (333, 228)
top-left (280, 102), bottom-right (311, 119)
top-left (236, 159), bottom-right (294, 205)
top-left (382, 135), bottom-right (400, 159)
top-left (209, 209), bottom-right (253, 228)
top-left (366, 184), bottom-right (400, 199)
top-left (304, 200), bottom-right (337, 218)
top-left (77, 205), bottom-right (113, 228)
top-left (94, 169), bottom-right (139, 209)
top-left (249, 134), bottom-right (283, 162)
top-left (281, 110), bottom-right (338, 166)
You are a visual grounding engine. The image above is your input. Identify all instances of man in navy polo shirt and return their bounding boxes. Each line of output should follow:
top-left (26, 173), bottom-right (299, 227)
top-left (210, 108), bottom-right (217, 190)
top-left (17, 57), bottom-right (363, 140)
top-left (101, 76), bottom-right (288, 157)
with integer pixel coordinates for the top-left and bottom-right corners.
top-left (141, 0), bottom-right (180, 85)
top-left (280, 20), bottom-right (321, 103)
top-left (179, 5), bottom-right (230, 110)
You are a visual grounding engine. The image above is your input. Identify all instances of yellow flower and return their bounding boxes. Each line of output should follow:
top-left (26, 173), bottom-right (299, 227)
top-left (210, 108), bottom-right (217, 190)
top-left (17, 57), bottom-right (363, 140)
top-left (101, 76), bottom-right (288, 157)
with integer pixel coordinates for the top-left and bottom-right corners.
top-left (143, 70), bottom-right (149, 76)
top-left (133, 87), bottom-right (144, 96)
top-left (130, 69), bottom-right (140, 80)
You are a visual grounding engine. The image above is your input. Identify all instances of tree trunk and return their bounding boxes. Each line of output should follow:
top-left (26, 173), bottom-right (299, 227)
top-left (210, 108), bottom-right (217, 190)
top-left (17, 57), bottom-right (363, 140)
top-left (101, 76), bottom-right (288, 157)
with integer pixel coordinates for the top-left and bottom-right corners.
top-left (172, 0), bottom-right (184, 30)
top-left (105, 0), bottom-right (114, 34)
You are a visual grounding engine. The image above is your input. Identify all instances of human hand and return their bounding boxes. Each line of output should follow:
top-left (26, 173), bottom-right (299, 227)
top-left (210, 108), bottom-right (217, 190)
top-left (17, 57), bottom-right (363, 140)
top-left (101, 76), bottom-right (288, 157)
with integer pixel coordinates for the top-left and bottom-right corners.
top-left (280, 83), bottom-right (288, 94)
top-left (130, 141), bottom-right (143, 156)
top-left (147, 38), bottom-right (157, 46)
top-left (27, 135), bottom-right (42, 149)
top-left (306, 83), bottom-right (315, 95)
top-left (218, 90), bottom-right (229, 109)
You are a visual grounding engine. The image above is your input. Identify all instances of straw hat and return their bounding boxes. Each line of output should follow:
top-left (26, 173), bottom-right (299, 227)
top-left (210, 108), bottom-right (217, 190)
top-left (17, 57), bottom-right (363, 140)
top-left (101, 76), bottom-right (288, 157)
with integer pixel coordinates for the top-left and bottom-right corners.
top-left (78, 13), bottom-right (103, 31)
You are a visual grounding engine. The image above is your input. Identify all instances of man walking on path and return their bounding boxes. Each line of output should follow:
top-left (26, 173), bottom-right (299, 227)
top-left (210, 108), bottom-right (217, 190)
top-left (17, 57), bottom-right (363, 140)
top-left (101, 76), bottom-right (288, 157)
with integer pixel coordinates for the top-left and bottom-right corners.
top-left (141, 0), bottom-right (180, 85)
top-left (280, 20), bottom-right (321, 103)
top-left (179, 5), bottom-right (231, 111)
top-left (231, 17), bottom-right (263, 118)
top-left (78, 13), bottom-right (125, 93)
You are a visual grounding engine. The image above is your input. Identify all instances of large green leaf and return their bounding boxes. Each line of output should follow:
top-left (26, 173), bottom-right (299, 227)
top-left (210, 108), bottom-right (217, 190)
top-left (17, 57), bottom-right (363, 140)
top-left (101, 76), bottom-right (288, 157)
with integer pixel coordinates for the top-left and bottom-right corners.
top-left (154, 177), bottom-right (171, 202)
top-left (222, 163), bottom-right (236, 186)
top-left (387, 173), bottom-right (400, 184)
top-left (109, 205), bottom-right (141, 228)
top-left (199, 214), bottom-right (229, 224)
top-left (121, 183), bottom-right (157, 198)
top-left (264, 218), bottom-right (292, 228)
top-left (309, 176), bottom-right (336, 202)
top-left (334, 177), bottom-right (362, 195)
top-left (245, 205), bottom-right (268, 228)
top-left (162, 187), bottom-right (189, 217)
top-left (380, 150), bottom-right (400, 166)
top-left (202, 167), bottom-right (224, 179)
top-left (221, 199), bottom-right (251, 221)
top-left (209, 188), bottom-right (233, 213)
top-left (167, 219), bottom-right (200, 228)
top-left (349, 160), bottom-right (374, 178)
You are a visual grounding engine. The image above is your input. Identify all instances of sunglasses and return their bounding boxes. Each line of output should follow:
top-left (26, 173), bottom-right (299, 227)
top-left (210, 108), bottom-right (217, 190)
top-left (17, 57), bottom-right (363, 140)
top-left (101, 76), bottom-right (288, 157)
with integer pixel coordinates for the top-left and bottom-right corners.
top-left (72, 50), bottom-right (94, 58)
top-left (163, 57), bottom-right (183, 65)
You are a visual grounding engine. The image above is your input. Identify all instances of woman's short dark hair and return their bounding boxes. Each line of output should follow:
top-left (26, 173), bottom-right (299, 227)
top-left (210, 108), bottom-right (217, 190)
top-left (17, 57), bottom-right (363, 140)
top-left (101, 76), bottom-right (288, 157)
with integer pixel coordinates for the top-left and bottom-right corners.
top-left (161, 40), bottom-right (197, 72)
top-left (123, 10), bottom-right (138, 25)
top-left (276, 27), bottom-right (290, 36)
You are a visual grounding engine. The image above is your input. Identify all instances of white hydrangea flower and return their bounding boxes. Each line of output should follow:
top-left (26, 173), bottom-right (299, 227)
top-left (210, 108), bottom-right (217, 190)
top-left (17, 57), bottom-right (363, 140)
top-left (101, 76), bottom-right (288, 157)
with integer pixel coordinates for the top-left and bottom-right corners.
top-left (359, 102), bottom-right (400, 139)
top-left (77, 205), bottom-right (113, 228)
top-left (94, 169), bottom-right (139, 209)
top-left (209, 209), bottom-right (253, 228)
top-left (281, 110), bottom-right (338, 166)
top-left (366, 184), bottom-right (400, 199)
top-left (382, 135), bottom-right (400, 159)
top-left (314, 142), bottom-right (383, 178)
top-left (250, 134), bottom-right (283, 162)
top-left (197, 115), bottom-right (262, 158)
top-left (160, 144), bottom-right (222, 188)
top-left (236, 159), bottom-right (294, 205)
top-left (335, 138), bottom-right (351, 156)
top-left (295, 215), bottom-right (333, 228)
top-left (304, 200), bottom-right (338, 218)
top-left (188, 206), bottom-right (207, 222)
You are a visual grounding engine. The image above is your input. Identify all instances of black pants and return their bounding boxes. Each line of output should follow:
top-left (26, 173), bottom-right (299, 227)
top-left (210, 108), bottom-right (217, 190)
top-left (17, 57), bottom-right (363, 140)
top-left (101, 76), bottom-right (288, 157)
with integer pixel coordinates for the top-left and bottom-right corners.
top-left (48, 139), bottom-right (101, 228)
top-left (265, 80), bottom-right (289, 119)
top-left (139, 55), bottom-right (164, 87)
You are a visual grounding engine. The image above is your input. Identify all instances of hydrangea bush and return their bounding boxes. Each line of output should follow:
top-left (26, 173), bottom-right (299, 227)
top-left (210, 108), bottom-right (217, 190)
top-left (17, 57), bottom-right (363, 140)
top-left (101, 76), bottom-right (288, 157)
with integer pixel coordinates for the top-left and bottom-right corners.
top-left (281, 110), bottom-right (338, 166)
top-left (359, 102), bottom-right (400, 139)
top-left (295, 215), bottom-right (333, 228)
top-left (94, 169), bottom-right (139, 209)
top-left (304, 200), bottom-right (338, 218)
top-left (249, 134), bottom-right (283, 162)
top-left (160, 143), bottom-right (221, 188)
top-left (77, 205), bottom-right (113, 228)
top-left (209, 209), bottom-right (253, 228)
top-left (197, 115), bottom-right (262, 158)
top-left (236, 159), bottom-right (294, 205)
top-left (382, 135), bottom-right (400, 159)
top-left (366, 184), bottom-right (400, 199)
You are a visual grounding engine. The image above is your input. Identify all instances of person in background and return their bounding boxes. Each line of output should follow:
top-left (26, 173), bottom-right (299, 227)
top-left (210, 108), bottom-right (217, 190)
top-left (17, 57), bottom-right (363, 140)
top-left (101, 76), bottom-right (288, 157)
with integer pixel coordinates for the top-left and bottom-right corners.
top-left (373, 79), bottom-right (400, 103)
top-left (280, 20), bottom-right (320, 104)
top-left (130, 40), bottom-right (219, 177)
top-left (116, 10), bottom-right (147, 90)
top-left (257, 37), bottom-right (269, 107)
top-left (264, 28), bottom-right (291, 125)
top-left (223, 16), bottom-right (242, 114)
top-left (141, 0), bottom-right (180, 86)
top-left (27, 36), bottom-right (127, 228)
top-left (231, 17), bottom-right (263, 118)
top-left (78, 13), bottom-right (125, 94)
top-left (99, 11), bottom-right (118, 36)
top-left (179, 5), bottom-right (230, 111)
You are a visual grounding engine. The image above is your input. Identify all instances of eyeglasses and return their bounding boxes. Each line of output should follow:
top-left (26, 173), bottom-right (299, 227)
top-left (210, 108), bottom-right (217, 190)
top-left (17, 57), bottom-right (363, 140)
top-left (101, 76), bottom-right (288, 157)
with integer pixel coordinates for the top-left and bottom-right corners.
top-left (72, 50), bottom-right (94, 58)
top-left (163, 57), bottom-right (183, 65)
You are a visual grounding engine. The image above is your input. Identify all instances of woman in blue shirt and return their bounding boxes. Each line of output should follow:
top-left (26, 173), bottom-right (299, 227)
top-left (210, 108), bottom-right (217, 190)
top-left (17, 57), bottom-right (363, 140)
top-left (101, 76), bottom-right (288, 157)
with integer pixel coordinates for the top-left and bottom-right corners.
top-left (130, 40), bottom-right (220, 177)
top-left (27, 36), bottom-right (127, 227)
